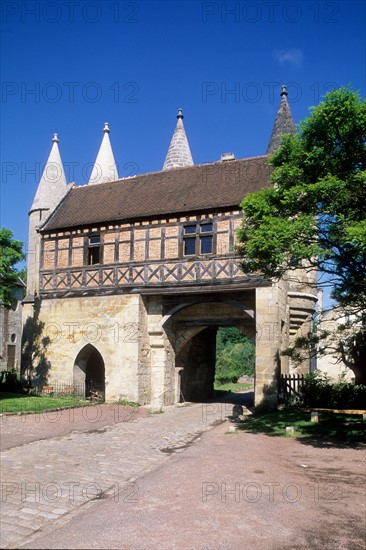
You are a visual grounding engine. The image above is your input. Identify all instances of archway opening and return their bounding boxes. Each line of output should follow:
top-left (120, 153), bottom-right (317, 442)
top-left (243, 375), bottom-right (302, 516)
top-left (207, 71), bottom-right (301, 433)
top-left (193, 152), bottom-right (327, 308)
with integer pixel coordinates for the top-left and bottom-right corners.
top-left (73, 344), bottom-right (105, 400)
top-left (176, 326), bottom-right (255, 403)
top-left (165, 299), bottom-right (256, 404)
top-left (178, 327), bottom-right (217, 402)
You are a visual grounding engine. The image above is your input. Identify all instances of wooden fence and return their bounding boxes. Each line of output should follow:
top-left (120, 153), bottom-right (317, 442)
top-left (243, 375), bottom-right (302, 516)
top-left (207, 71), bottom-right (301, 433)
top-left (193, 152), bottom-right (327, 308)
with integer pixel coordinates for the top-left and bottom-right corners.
top-left (278, 373), bottom-right (306, 404)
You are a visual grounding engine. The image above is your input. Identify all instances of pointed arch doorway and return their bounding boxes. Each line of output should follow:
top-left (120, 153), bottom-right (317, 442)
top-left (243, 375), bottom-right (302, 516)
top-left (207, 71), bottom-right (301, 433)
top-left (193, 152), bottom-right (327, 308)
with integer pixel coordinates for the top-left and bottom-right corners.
top-left (73, 344), bottom-right (105, 400)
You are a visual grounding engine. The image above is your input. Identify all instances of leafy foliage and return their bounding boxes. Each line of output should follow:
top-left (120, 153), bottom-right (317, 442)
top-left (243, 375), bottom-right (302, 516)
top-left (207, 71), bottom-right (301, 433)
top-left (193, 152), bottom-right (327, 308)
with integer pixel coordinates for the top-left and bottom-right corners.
top-left (215, 327), bottom-right (255, 384)
top-left (297, 371), bottom-right (366, 409)
top-left (237, 87), bottom-right (366, 381)
top-left (0, 371), bottom-right (24, 393)
top-left (0, 228), bottom-right (25, 308)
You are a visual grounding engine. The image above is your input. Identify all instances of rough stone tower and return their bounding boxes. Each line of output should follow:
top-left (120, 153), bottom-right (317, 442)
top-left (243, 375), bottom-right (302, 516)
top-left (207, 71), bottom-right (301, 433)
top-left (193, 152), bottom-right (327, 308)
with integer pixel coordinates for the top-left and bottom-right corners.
top-left (25, 134), bottom-right (68, 300)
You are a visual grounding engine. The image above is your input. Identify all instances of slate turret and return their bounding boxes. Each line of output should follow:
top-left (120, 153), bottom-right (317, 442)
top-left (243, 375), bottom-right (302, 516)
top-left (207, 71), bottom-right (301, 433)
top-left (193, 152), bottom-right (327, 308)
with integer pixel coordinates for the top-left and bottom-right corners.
top-left (163, 109), bottom-right (194, 170)
top-left (89, 123), bottom-right (119, 184)
top-left (267, 85), bottom-right (296, 155)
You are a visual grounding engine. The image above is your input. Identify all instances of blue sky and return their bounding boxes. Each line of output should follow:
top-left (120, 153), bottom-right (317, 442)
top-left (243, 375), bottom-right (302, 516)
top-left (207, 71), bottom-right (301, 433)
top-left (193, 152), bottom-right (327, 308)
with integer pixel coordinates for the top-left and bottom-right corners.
top-left (1, 0), bottom-right (365, 263)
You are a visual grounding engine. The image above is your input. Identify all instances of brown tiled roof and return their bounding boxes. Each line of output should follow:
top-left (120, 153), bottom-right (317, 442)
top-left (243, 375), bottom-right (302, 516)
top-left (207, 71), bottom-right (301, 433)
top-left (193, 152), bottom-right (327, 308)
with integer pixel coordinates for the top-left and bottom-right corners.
top-left (41, 156), bottom-right (270, 231)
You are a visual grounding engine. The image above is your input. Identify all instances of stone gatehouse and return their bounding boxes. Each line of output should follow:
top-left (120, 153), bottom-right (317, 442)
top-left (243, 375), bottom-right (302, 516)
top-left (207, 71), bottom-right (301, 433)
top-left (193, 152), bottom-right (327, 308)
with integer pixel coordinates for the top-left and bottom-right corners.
top-left (22, 87), bottom-right (317, 407)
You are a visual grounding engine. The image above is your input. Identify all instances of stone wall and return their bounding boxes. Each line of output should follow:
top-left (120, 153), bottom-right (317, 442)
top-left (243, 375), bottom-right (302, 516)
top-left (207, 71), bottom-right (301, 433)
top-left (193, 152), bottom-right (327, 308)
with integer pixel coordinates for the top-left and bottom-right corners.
top-left (27, 210), bottom-right (46, 296)
top-left (22, 281), bottom-right (316, 407)
top-left (22, 294), bottom-right (143, 402)
top-left (0, 302), bottom-right (23, 372)
top-left (255, 285), bottom-right (282, 406)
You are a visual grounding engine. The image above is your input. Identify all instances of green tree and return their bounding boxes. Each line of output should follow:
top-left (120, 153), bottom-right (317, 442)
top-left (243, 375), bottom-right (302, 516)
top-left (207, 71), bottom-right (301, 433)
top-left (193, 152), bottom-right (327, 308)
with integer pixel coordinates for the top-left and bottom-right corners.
top-left (216, 327), bottom-right (248, 351)
top-left (237, 87), bottom-right (366, 383)
top-left (0, 228), bottom-right (25, 308)
top-left (216, 327), bottom-right (255, 382)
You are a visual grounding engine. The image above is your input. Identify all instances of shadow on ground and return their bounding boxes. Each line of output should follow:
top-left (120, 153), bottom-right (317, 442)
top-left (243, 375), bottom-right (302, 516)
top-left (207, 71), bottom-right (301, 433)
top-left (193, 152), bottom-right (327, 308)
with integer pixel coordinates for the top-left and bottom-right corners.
top-left (234, 407), bottom-right (366, 449)
top-left (213, 389), bottom-right (254, 408)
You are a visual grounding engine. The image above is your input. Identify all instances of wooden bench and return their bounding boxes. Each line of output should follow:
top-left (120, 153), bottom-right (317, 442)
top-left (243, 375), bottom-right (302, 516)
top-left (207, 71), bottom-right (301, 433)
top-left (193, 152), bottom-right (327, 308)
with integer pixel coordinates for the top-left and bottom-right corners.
top-left (42, 385), bottom-right (54, 395)
top-left (303, 408), bottom-right (366, 423)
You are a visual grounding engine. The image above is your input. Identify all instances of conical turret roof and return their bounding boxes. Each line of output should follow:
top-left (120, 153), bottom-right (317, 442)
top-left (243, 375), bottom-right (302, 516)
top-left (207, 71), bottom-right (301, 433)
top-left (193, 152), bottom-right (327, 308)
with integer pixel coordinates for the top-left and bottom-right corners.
top-left (89, 123), bottom-right (119, 184)
top-left (267, 85), bottom-right (296, 155)
top-left (163, 109), bottom-right (194, 170)
top-left (31, 134), bottom-right (68, 212)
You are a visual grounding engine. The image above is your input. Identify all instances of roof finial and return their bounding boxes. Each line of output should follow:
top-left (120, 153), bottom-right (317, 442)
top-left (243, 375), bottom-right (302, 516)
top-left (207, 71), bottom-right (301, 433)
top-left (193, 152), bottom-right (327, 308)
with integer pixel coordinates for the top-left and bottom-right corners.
top-left (103, 122), bottom-right (110, 133)
top-left (177, 108), bottom-right (184, 120)
top-left (52, 133), bottom-right (59, 143)
top-left (281, 84), bottom-right (288, 97)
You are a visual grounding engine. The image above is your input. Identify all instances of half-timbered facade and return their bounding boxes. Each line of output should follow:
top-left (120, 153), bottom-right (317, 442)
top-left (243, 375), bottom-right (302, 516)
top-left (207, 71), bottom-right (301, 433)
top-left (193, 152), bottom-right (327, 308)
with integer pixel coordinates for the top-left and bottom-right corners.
top-left (23, 88), bottom-right (317, 407)
top-left (39, 157), bottom-right (268, 294)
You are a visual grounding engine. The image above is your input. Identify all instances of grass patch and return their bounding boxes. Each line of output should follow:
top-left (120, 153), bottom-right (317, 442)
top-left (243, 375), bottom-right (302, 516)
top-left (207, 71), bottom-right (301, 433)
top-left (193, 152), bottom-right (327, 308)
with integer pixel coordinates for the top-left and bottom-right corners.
top-left (115, 399), bottom-right (139, 407)
top-left (237, 409), bottom-right (366, 444)
top-left (214, 381), bottom-right (253, 393)
top-left (0, 392), bottom-right (91, 414)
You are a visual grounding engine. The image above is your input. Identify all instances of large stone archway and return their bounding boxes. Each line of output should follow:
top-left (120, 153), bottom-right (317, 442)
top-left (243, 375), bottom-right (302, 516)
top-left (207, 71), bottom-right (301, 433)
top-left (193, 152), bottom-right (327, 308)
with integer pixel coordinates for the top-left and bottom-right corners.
top-left (160, 296), bottom-right (256, 404)
top-left (73, 344), bottom-right (105, 400)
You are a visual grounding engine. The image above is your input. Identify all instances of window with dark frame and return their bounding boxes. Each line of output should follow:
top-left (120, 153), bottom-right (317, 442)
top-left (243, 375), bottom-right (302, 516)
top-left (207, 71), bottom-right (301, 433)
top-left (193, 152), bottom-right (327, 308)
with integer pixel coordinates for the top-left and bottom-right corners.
top-left (183, 221), bottom-right (214, 256)
top-left (87, 235), bottom-right (101, 265)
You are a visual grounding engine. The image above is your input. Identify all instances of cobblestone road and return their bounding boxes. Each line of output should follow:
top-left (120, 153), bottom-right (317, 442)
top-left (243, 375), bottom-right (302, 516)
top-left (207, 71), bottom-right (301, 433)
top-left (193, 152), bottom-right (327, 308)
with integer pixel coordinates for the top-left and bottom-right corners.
top-left (0, 400), bottom-right (237, 549)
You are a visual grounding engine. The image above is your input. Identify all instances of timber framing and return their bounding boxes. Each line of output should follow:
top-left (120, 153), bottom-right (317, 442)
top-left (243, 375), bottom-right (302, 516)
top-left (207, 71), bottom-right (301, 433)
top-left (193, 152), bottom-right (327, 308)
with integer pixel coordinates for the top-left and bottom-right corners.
top-left (39, 210), bottom-right (249, 297)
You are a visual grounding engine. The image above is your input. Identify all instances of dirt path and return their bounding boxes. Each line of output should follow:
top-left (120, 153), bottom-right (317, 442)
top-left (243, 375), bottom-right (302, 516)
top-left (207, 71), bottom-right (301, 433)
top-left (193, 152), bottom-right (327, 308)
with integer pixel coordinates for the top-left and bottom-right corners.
top-left (19, 423), bottom-right (366, 550)
top-left (1, 394), bottom-right (365, 550)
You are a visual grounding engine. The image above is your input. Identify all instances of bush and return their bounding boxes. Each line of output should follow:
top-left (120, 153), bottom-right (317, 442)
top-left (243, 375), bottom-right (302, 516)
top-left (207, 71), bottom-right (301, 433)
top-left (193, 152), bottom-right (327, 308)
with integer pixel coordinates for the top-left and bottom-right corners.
top-left (330, 383), bottom-right (366, 409)
top-left (0, 370), bottom-right (24, 393)
top-left (215, 372), bottom-right (240, 385)
top-left (298, 371), bottom-right (366, 408)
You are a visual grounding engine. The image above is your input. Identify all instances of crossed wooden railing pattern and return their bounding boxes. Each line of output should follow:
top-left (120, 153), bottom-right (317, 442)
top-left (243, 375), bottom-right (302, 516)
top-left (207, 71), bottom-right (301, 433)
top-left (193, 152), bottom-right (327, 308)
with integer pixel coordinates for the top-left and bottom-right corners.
top-left (40, 257), bottom-right (246, 292)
